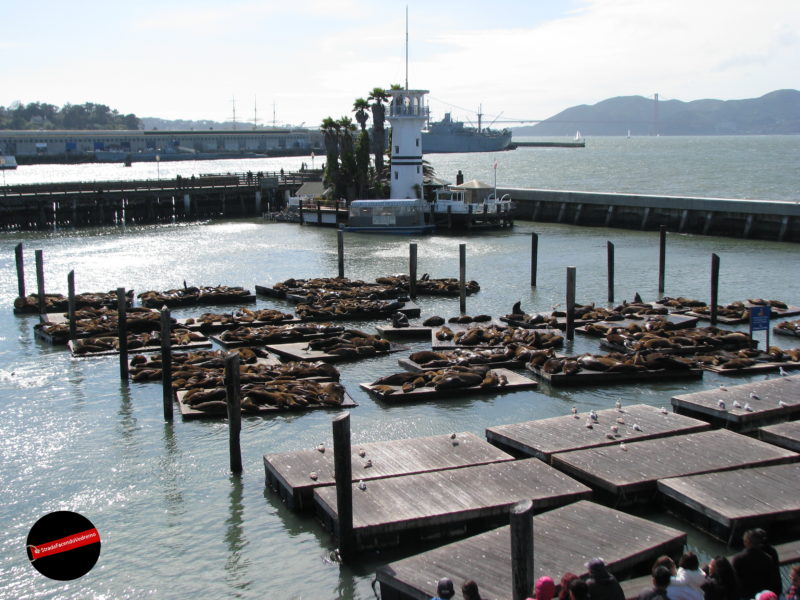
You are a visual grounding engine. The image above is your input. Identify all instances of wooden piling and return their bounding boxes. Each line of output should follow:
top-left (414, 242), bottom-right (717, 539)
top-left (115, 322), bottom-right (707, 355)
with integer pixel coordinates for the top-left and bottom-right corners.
top-left (510, 499), bottom-right (534, 600)
top-left (35, 250), bottom-right (45, 314)
top-left (566, 266), bottom-right (576, 341)
top-left (530, 233), bottom-right (538, 287)
top-left (710, 254), bottom-right (720, 326)
top-left (658, 225), bottom-right (666, 296)
top-left (459, 243), bottom-right (467, 314)
top-left (160, 308), bottom-right (173, 421)
top-left (332, 412), bottom-right (354, 562)
top-left (299, 199), bottom-right (304, 225)
top-left (337, 229), bottom-right (345, 278)
top-left (225, 352), bottom-right (243, 474)
top-left (67, 271), bottom-right (77, 342)
top-left (409, 243), bottom-right (418, 301)
top-left (607, 242), bottom-right (614, 303)
top-left (15, 243), bottom-right (25, 299)
top-left (117, 287), bottom-right (128, 380)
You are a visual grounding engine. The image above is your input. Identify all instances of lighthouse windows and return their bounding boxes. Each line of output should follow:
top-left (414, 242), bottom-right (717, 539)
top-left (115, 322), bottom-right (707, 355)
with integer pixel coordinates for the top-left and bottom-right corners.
top-left (394, 171), bottom-right (398, 180)
top-left (395, 145), bottom-right (399, 154)
top-left (416, 138), bottom-right (419, 147)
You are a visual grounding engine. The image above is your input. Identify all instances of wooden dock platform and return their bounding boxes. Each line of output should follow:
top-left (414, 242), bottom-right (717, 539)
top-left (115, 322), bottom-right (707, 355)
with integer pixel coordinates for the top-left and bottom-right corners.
top-left (313, 458), bottom-right (592, 551)
top-left (671, 374), bottom-right (800, 431)
top-left (551, 429), bottom-right (798, 504)
top-left (265, 341), bottom-right (408, 363)
top-left (486, 404), bottom-right (711, 463)
top-left (376, 500), bottom-right (687, 600)
top-left (176, 389), bottom-right (356, 420)
top-left (528, 362), bottom-right (703, 387)
top-left (375, 324), bottom-right (433, 339)
top-left (263, 432), bottom-right (514, 510)
top-left (657, 462), bottom-right (800, 544)
top-left (759, 420), bottom-right (800, 452)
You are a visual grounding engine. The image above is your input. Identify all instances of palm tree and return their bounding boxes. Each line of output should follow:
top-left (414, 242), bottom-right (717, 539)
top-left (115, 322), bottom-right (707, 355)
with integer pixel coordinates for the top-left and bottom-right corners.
top-left (337, 116), bottom-right (358, 200)
top-left (367, 87), bottom-right (389, 178)
top-left (320, 116), bottom-right (340, 192)
top-left (352, 98), bottom-right (370, 131)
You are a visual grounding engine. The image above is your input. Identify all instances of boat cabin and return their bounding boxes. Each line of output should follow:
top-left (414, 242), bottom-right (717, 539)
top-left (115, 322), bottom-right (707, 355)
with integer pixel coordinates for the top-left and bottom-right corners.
top-left (344, 199), bottom-right (434, 234)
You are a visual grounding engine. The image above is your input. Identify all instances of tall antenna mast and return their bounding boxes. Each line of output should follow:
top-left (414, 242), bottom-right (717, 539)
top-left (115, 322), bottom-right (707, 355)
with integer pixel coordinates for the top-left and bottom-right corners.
top-left (253, 95), bottom-right (259, 129)
top-left (232, 96), bottom-right (237, 130)
top-left (405, 5), bottom-right (409, 90)
top-left (272, 102), bottom-right (276, 128)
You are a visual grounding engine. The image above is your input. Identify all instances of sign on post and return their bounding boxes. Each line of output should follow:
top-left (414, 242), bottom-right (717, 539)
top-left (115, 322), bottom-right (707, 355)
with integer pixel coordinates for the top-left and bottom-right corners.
top-left (749, 305), bottom-right (771, 349)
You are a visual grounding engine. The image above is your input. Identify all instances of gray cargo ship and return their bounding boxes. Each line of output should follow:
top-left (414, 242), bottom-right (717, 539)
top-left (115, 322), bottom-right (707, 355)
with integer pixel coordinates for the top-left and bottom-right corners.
top-left (421, 112), bottom-right (512, 153)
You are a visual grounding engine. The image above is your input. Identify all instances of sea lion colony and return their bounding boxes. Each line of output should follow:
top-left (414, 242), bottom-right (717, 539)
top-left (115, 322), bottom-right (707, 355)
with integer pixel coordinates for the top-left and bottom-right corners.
top-left (37, 306), bottom-right (165, 338)
top-left (582, 316), bottom-right (690, 337)
top-left (603, 325), bottom-right (757, 352)
top-left (14, 289), bottom-right (133, 312)
top-left (532, 351), bottom-right (696, 376)
top-left (274, 277), bottom-right (406, 301)
top-left (303, 329), bottom-right (392, 358)
top-left (777, 320), bottom-right (800, 334)
top-left (369, 364), bottom-right (508, 395)
top-left (690, 298), bottom-right (790, 319)
top-left (218, 323), bottom-right (344, 345)
top-left (72, 328), bottom-right (207, 354)
top-left (408, 347), bottom-right (557, 369)
top-left (375, 274), bottom-right (481, 296)
top-left (295, 298), bottom-right (405, 320)
top-left (183, 379), bottom-right (346, 413)
top-left (692, 347), bottom-right (800, 369)
top-left (137, 285), bottom-right (251, 308)
top-left (183, 307), bottom-right (294, 330)
top-left (434, 324), bottom-right (564, 349)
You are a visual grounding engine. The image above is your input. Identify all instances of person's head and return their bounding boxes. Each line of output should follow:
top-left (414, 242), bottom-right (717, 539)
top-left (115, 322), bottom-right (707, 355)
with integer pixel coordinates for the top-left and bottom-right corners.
top-left (535, 576), bottom-right (555, 600)
top-left (709, 556), bottom-right (738, 590)
top-left (462, 579), bottom-right (481, 600)
top-left (755, 592), bottom-right (777, 600)
top-left (653, 555), bottom-right (677, 576)
top-left (569, 578), bottom-right (589, 600)
top-left (742, 529), bottom-right (763, 549)
top-left (436, 577), bottom-right (455, 599)
top-left (558, 573), bottom-right (579, 600)
top-left (653, 566), bottom-right (672, 589)
top-left (679, 551), bottom-right (700, 571)
top-left (586, 558), bottom-right (609, 580)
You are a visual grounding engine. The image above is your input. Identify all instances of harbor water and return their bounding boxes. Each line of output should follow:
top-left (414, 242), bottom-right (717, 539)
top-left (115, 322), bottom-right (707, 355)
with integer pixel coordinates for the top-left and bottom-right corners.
top-left (1, 136), bottom-right (798, 599)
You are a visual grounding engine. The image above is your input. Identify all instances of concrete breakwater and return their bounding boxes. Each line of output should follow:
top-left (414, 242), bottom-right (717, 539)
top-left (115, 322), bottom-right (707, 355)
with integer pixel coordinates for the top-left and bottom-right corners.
top-left (501, 187), bottom-right (800, 242)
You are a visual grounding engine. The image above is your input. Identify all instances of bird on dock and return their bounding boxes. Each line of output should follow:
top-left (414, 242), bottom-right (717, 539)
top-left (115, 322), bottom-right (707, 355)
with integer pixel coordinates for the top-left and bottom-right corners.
top-left (633, 423), bottom-right (643, 431)
top-left (616, 417), bottom-right (625, 424)
top-left (778, 400), bottom-right (788, 408)
top-left (732, 400), bottom-right (742, 409)
top-left (660, 406), bottom-right (668, 415)
top-left (585, 419), bottom-right (594, 429)
top-left (590, 410), bottom-right (598, 422)
top-left (450, 432), bottom-right (457, 439)
top-left (358, 448), bottom-right (366, 457)
top-left (363, 459), bottom-right (373, 468)
top-left (744, 403), bottom-right (753, 412)
top-left (309, 471), bottom-right (318, 481)
top-left (749, 391), bottom-right (760, 401)
top-left (615, 399), bottom-right (622, 411)
top-left (620, 442), bottom-right (628, 451)
top-left (610, 425), bottom-right (619, 434)
top-left (571, 406), bottom-right (579, 418)
top-left (719, 383), bottom-right (728, 391)
top-left (606, 433), bottom-right (616, 440)
top-left (316, 443), bottom-right (325, 453)
top-left (779, 366), bottom-right (789, 377)
top-left (718, 399), bottom-right (726, 410)
top-left (358, 480), bottom-right (367, 491)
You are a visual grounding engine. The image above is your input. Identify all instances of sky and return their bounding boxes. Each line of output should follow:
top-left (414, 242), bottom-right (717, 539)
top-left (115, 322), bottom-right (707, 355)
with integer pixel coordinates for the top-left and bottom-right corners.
top-left (1, 0), bottom-right (798, 128)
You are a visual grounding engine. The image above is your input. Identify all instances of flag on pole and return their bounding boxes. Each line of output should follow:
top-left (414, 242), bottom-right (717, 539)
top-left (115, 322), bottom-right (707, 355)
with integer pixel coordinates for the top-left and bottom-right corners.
top-left (493, 160), bottom-right (498, 170)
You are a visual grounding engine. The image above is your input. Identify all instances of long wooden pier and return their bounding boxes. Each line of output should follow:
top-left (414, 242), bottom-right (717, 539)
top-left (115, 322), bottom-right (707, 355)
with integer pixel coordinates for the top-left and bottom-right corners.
top-left (313, 458), bottom-right (591, 551)
top-left (550, 429), bottom-right (799, 504)
top-left (263, 432), bottom-right (513, 510)
top-left (376, 500), bottom-right (687, 600)
top-left (486, 404), bottom-right (710, 463)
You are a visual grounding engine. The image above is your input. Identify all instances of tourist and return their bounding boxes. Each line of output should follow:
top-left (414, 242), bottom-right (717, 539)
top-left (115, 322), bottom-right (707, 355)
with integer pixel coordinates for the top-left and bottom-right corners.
top-left (702, 556), bottom-right (740, 600)
top-left (570, 578), bottom-right (590, 600)
top-left (527, 576), bottom-right (556, 600)
top-left (558, 573), bottom-right (580, 600)
top-left (668, 552), bottom-right (706, 600)
top-left (431, 577), bottom-right (455, 600)
top-left (462, 579), bottom-right (484, 600)
top-left (585, 558), bottom-right (625, 600)
top-left (638, 566), bottom-right (672, 600)
top-left (652, 555), bottom-right (678, 576)
top-left (751, 529), bottom-right (781, 597)
top-left (785, 564), bottom-right (800, 600)
top-left (754, 591), bottom-right (777, 600)
top-left (731, 529), bottom-right (781, 599)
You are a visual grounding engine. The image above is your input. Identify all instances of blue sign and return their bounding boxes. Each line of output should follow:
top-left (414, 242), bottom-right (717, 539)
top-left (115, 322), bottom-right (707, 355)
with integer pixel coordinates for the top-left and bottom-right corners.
top-left (750, 305), bottom-right (771, 331)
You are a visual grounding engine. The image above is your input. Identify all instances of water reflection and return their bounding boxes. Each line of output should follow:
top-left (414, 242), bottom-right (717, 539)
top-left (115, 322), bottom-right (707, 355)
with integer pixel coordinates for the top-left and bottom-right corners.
top-left (224, 475), bottom-right (251, 594)
top-left (116, 380), bottom-right (137, 444)
top-left (160, 422), bottom-right (184, 515)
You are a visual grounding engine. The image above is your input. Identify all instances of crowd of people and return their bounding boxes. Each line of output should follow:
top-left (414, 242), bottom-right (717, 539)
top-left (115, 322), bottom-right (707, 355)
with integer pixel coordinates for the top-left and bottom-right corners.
top-left (428, 529), bottom-right (798, 600)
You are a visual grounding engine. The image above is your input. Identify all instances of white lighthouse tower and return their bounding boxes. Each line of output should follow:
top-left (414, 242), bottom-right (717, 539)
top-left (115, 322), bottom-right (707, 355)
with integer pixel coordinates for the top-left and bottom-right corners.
top-left (386, 88), bottom-right (429, 200)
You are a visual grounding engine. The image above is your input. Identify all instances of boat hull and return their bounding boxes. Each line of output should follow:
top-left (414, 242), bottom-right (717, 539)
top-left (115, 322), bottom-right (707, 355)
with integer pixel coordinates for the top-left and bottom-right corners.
top-left (422, 131), bottom-right (512, 153)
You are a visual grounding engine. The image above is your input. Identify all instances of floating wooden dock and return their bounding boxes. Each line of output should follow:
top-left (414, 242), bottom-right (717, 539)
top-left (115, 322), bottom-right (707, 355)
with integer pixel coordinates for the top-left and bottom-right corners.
top-left (671, 374), bottom-right (800, 431)
top-left (313, 458), bottom-right (592, 551)
top-left (265, 341), bottom-right (408, 363)
top-left (486, 404), bottom-right (711, 463)
top-left (176, 390), bottom-right (356, 420)
top-left (374, 324), bottom-right (433, 339)
top-left (528, 363), bottom-right (703, 387)
top-left (376, 500), bottom-right (687, 600)
top-left (68, 336), bottom-right (212, 357)
top-left (759, 420), bottom-right (800, 452)
top-left (576, 314), bottom-right (699, 336)
top-left (657, 462), bottom-right (800, 543)
top-left (263, 432), bottom-right (514, 510)
top-left (551, 429), bottom-right (799, 505)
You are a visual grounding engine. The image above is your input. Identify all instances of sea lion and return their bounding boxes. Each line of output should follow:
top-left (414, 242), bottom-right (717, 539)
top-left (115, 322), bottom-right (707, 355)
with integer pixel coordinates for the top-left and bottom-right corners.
top-left (422, 316), bottom-right (445, 327)
top-left (391, 312), bottom-right (410, 328)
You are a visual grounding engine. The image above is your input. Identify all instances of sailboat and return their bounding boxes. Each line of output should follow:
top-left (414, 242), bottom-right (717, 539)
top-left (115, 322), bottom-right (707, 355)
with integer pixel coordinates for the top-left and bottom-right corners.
top-left (574, 130), bottom-right (583, 141)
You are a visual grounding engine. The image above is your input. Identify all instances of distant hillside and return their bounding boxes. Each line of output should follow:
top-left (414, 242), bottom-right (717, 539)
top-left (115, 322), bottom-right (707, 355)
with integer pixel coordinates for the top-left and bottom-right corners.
top-left (514, 90), bottom-right (800, 136)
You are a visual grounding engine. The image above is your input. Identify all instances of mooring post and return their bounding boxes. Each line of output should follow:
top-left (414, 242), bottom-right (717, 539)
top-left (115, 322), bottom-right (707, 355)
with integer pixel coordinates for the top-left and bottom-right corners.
top-left (566, 266), bottom-right (576, 341)
top-left (15, 243), bottom-right (25, 299)
top-left (459, 243), bottom-right (467, 314)
top-left (65, 271), bottom-right (76, 342)
top-left (332, 411), bottom-right (354, 562)
top-left (409, 243), bottom-right (418, 301)
top-left (510, 499), bottom-right (535, 600)
top-left (710, 254), bottom-right (720, 326)
top-left (337, 229), bottom-right (345, 278)
top-left (225, 352), bottom-right (243, 474)
top-left (160, 308), bottom-right (173, 421)
top-left (607, 242), bottom-right (615, 303)
top-left (117, 287), bottom-right (129, 380)
top-left (530, 232), bottom-right (538, 287)
top-left (35, 250), bottom-right (45, 314)
top-left (658, 225), bottom-right (666, 297)
top-left (299, 198), bottom-right (304, 225)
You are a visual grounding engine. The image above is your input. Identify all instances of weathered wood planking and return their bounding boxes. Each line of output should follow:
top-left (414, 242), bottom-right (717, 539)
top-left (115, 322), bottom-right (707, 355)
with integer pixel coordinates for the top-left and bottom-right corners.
top-left (375, 324), bottom-right (433, 339)
top-left (528, 363), bottom-right (704, 387)
top-left (759, 420), bottom-right (800, 452)
top-left (702, 360), bottom-right (800, 376)
top-left (398, 355), bottom-right (525, 373)
top-left (486, 404), bottom-right (711, 463)
top-left (264, 432), bottom-right (514, 511)
top-left (360, 369), bottom-right (537, 402)
top-left (265, 341), bottom-right (408, 363)
top-left (657, 462), bottom-right (800, 543)
top-left (296, 301), bottom-right (422, 321)
top-left (376, 500), bottom-right (687, 600)
top-left (176, 390), bottom-right (356, 420)
top-left (313, 458), bottom-right (592, 551)
top-left (68, 337), bottom-right (212, 357)
top-left (551, 429), bottom-right (799, 503)
top-left (686, 304), bottom-right (800, 324)
top-left (671, 374), bottom-right (800, 431)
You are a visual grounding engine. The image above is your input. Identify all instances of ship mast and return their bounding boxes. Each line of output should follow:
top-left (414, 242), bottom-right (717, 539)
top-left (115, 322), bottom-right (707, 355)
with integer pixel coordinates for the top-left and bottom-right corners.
top-left (405, 5), bottom-right (409, 90)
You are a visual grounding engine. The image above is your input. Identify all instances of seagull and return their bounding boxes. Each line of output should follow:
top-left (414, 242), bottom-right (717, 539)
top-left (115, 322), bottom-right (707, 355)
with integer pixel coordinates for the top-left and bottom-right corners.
top-left (779, 366), bottom-right (789, 377)
top-left (633, 424), bottom-right (643, 431)
top-left (660, 406), bottom-right (668, 415)
top-left (610, 425), bottom-right (619, 434)
top-left (749, 391), bottom-right (760, 401)
top-left (719, 384), bottom-right (728, 391)
top-left (615, 399), bottom-right (622, 411)
top-left (732, 400), bottom-right (742, 409)
top-left (606, 433), bottom-right (616, 440)
top-left (316, 443), bottom-right (326, 453)
top-left (616, 417), bottom-right (625, 424)
top-left (620, 442), bottom-right (628, 451)
top-left (309, 471), bottom-right (318, 481)
top-left (718, 399), bottom-right (726, 410)
top-left (363, 459), bottom-right (373, 468)
top-left (358, 448), bottom-right (366, 457)
top-left (358, 480), bottom-right (367, 491)
top-left (778, 400), bottom-right (788, 408)
top-left (571, 406), bottom-right (578, 416)
top-left (585, 419), bottom-right (594, 429)
top-left (744, 403), bottom-right (753, 412)
top-left (590, 410), bottom-right (599, 422)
